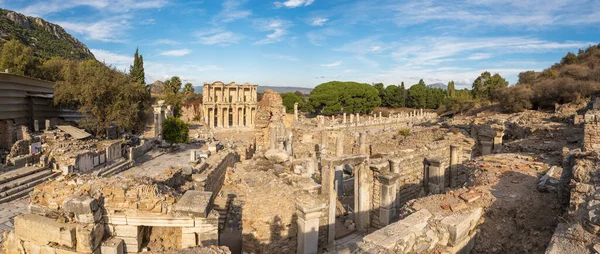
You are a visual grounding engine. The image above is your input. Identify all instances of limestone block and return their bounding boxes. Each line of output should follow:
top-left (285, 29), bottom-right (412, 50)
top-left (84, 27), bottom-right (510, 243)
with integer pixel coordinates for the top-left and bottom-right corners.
top-left (62, 196), bottom-right (99, 220)
top-left (181, 233), bottom-right (197, 248)
top-left (440, 208), bottom-right (482, 246)
top-left (76, 223), bottom-right (104, 253)
top-left (173, 191), bottom-right (212, 218)
top-left (197, 230), bottom-right (218, 246)
top-left (113, 225), bottom-right (141, 237)
top-left (4, 231), bottom-right (25, 254)
top-left (125, 216), bottom-right (195, 227)
top-left (264, 149), bottom-right (289, 163)
top-left (15, 214), bottom-right (76, 248)
top-left (118, 236), bottom-right (142, 253)
top-left (101, 238), bottom-right (124, 254)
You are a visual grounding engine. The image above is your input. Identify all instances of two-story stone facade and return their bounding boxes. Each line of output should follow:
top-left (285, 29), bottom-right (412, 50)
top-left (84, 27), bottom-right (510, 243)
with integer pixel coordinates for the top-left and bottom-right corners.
top-left (202, 81), bottom-right (258, 129)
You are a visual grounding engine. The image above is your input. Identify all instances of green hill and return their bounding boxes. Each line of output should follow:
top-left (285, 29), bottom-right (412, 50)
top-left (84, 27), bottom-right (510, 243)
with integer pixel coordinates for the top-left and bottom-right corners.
top-left (0, 8), bottom-right (94, 60)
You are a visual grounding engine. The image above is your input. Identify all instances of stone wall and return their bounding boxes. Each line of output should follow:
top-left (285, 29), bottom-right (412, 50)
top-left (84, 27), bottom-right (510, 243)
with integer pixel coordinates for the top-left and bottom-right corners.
top-left (337, 207), bottom-right (483, 253)
top-left (194, 152), bottom-right (239, 202)
top-left (104, 141), bottom-right (122, 163)
top-left (583, 110), bottom-right (600, 152)
top-left (129, 139), bottom-right (154, 161)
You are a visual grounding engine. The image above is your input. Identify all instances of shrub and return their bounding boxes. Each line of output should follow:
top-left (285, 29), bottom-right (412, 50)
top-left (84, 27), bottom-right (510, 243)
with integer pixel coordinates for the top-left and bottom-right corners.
top-left (398, 128), bottom-right (411, 137)
top-left (495, 85), bottom-right (533, 113)
top-left (162, 117), bottom-right (189, 145)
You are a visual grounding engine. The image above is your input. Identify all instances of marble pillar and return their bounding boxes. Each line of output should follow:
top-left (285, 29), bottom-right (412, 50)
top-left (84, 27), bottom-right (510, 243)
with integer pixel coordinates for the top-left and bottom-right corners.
top-left (379, 173), bottom-right (399, 226)
top-left (294, 102), bottom-right (299, 121)
top-left (450, 145), bottom-right (460, 187)
top-left (296, 203), bottom-right (326, 254)
top-left (335, 134), bottom-right (344, 157)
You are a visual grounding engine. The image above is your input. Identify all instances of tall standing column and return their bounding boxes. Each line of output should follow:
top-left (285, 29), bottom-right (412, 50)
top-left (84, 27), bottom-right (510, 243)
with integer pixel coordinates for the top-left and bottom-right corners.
top-left (350, 113), bottom-right (354, 124)
top-left (296, 203), bottom-right (326, 254)
top-left (233, 106), bottom-right (238, 127)
top-left (426, 158), bottom-right (444, 194)
top-left (294, 102), bottom-right (299, 121)
top-left (450, 145), bottom-right (460, 187)
top-left (343, 113), bottom-right (347, 124)
top-left (359, 132), bottom-right (368, 155)
top-left (356, 163), bottom-right (371, 232)
top-left (225, 106), bottom-right (230, 128)
top-left (335, 134), bottom-right (344, 157)
top-left (217, 106), bottom-right (223, 128)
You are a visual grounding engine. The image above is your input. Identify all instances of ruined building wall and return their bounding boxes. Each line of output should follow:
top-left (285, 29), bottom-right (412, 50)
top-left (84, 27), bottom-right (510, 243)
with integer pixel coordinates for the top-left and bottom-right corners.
top-left (254, 89), bottom-right (286, 153)
top-left (583, 110), bottom-right (600, 152)
top-left (195, 152), bottom-right (239, 201)
top-left (0, 119), bottom-right (14, 150)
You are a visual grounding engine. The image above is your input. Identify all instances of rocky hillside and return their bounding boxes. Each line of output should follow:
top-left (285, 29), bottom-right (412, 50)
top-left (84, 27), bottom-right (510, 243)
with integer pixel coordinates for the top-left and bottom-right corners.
top-left (0, 8), bottom-right (94, 60)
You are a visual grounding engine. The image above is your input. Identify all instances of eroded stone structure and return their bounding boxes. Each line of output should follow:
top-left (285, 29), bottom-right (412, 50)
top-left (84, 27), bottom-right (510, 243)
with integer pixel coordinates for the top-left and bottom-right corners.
top-left (202, 82), bottom-right (257, 129)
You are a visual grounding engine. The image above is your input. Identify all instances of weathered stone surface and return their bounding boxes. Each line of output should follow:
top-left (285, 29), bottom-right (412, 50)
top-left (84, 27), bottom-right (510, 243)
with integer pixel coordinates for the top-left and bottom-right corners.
top-left (173, 190), bottom-right (213, 217)
top-left (362, 209), bottom-right (432, 250)
top-left (14, 214), bottom-right (76, 248)
top-left (440, 208), bottom-right (482, 246)
top-left (76, 223), bottom-right (104, 253)
top-left (101, 238), bottom-right (124, 254)
top-left (113, 225), bottom-right (141, 237)
top-left (264, 149), bottom-right (289, 163)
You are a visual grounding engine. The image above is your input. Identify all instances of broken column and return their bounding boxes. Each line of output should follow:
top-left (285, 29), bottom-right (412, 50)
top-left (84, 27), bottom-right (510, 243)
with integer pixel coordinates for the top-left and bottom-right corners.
top-left (45, 119), bottom-right (51, 131)
top-left (378, 173), bottom-right (399, 226)
top-left (34, 120), bottom-right (39, 132)
top-left (480, 138), bottom-right (493, 156)
top-left (359, 132), bottom-right (368, 155)
top-left (153, 101), bottom-right (166, 139)
top-left (343, 113), bottom-right (347, 124)
top-left (296, 202), bottom-right (326, 254)
top-left (450, 145), bottom-right (460, 188)
top-left (493, 126), bottom-right (504, 153)
top-left (350, 113), bottom-right (354, 124)
top-left (425, 158), bottom-right (445, 194)
top-left (190, 150), bottom-right (197, 163)
top-left (356, 113), bottom-right (360, 124)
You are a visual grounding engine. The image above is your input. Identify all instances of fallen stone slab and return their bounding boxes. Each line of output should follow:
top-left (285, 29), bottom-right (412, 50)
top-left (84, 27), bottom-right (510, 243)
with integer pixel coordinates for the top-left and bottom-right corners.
top-left (459, 193), bottom-right (481, 203)
top-left (14, 214), bottom-right (76, 248)
top-left (173, 190), bottom-right (213, 218)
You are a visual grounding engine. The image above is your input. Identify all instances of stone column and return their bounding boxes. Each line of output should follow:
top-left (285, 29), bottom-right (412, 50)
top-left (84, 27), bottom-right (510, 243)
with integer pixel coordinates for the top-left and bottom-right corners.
top-left (356, 113), bottom-right (360, 123)
top-left (350, 113), bottom-right (354, 124)
top-left (216, 106), bottom-right (223, 128)
top-left (335, 134), bottom-right (344, 157)
top-left (343, 113), bottom-right (347, 124)
top-left (294, 102), bottom-right (299, 121)
top-left (320, 163), bottom-right (336, 245)
top-left (493, 129), bottom-right (504, 153)
top-left (225, 106), bottom-right (231, 128)
top-left (359, 132), bottom-right (368, 155)
top-left (153, 105), bottom-right (164, 139)
top-left (379, 112), bottom-right (382, 120)
top-left (45, 119), bottom-right (51, 131)
top-left (389, 158), bottom-right (401, 208)
top-left (481, 139), bottom-right (493, 155)
top-left (355, 163), bottom-right (371, 232)
top-left (296, 202), bottom-right (326, 254)
top-left (232, 106), bottom-right (238, 127)
top-left (320, 116), bottom-right (325, 126)
top-left (190, 150), bottom-right (197, 162)
top-left (450, 145), bottom-right (460, 188)
top-left (209, 108), bottom-right (215, 128)
top-left (34, 120), bottom-right (39, 132)
top-left (244, 106), bottom-right (250, 129)
top-left (379, 173), bottom-right (399, 226)
top-left (306, 157), bottom-right (316, 177)
top-left (426, 158), bottom-right (444, 194)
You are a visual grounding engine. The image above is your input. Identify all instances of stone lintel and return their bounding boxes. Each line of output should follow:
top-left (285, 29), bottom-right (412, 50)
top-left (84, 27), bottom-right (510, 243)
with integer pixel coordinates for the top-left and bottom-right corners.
top-left (426, 158), bottom-right (442, 167)
top-left (173, 190), bottom-right (213, 218)
top-left (296, 203), bottom-right (326, 220)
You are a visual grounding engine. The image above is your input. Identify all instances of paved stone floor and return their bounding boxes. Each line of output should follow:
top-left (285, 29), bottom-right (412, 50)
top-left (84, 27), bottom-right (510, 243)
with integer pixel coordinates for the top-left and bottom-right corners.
top-left (0, 198), bottom-right (29, 240)
top-left (118, 143), bottom-right (201, 178)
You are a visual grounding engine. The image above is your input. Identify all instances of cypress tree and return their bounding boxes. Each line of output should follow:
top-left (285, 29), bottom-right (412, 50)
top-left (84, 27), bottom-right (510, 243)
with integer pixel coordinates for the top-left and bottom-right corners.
top-left (129, 48), bottom-right (146, 85)
top-left (447, 80), bottom-right (455, 98)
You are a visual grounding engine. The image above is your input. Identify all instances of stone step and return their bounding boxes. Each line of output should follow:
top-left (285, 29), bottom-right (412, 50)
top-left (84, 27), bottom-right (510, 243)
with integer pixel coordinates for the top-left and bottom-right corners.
top-left (0, 166), bottom-right (45, 185)
top-left (0, 169), bottom-right (54, 193)
top-left (96, 158), bottom-right (128, 176)
top-left (99, 160), bottom-right (135, 177)
top-left (0, 172), bottom-right (60, 203)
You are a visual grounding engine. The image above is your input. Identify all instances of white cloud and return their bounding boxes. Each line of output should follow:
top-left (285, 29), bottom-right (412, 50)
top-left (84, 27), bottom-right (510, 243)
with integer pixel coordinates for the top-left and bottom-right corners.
top-left (307, 27), bottom-right (345, 46)
top-left (336, 37), bottom-right (393, 54)
top-left (152, 39), bottom-right (181, 46)
top-left (467, 53), bottom-right (492, 60)
top-left (18, 0), bottom-right (167, 16)
top-left (311, 17), bottom-right (328, 26)
top-left (254, 19), bottom-right (292, 45)
top-left (159, 49), bottom-right (192, 56)
top-left (264, 54), bottom-right (300, 61)
top-left (57, 16), bottom-right (131, 42)
top-left (91, 48), bottom-right (132, 71)
top-left (195, 28), bottom-right (244, 46)
top-left (141, 19), bottom-right (156, 25)
top-left (321, 60), bottom-right (342, 67)
top-left (274, 0), bottom-right (315, 8)
top-left (215, 0), bottom-right (252, 23)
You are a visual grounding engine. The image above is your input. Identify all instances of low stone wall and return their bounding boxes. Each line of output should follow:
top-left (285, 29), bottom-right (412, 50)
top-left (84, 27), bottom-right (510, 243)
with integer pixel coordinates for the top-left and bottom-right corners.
top-left (104, 141), bottom-right (122, 163)
top-left (129, 139), bottom-right (154, 161)
top-left (337, 207), bottom-right (483, 253)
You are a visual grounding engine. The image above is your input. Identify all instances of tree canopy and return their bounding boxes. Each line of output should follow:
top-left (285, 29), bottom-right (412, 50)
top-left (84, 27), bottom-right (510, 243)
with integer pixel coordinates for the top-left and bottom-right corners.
top-left (309, 81), bottom-right (381, 115)
top-left (0, 39), bottom-right (36, 76)
top-left (471, 71), bottom-right (509, 100)
top-left (182, 83), bottom-right (195, 95)
top-left (162, 116), bottom-right (189, 145)
top-left (281, 92), bottom-right (304, 113)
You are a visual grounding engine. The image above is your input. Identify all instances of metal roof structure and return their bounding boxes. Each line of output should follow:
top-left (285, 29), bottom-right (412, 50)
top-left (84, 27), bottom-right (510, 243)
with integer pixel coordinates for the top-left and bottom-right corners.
top-left (56, 125), bottom-right (92, 140)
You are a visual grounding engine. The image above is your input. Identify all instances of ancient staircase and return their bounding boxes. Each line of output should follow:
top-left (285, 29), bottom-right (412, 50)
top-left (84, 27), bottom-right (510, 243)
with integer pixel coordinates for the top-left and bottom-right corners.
top-left (97, 158), bottom-right (135, 177)
top-left (0, 166), bottom-right (60, 203)
top-left (213, 194), bottom-right (229, 231)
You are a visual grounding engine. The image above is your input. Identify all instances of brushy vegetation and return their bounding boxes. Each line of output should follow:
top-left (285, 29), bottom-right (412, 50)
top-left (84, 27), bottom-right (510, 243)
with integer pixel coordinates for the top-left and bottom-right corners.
top-left (162, 117), bottom-right (189, 145)
top-left (398, 128), bottom-right (411, 137)
top-left (496, 43), bottom-right (600, 113)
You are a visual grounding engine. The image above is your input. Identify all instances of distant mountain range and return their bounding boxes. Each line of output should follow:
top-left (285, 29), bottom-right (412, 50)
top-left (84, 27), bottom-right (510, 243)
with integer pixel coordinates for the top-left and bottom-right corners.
top-left (0, 8), bottom-right (95, 60)
top-left (194, 85), bottom-right (313, 94)
top-left (427, 83), bottom-right (447, 89)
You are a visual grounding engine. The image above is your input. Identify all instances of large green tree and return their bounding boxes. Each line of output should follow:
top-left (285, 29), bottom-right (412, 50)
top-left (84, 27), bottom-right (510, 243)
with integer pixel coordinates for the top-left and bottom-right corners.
top-left (0, 39), bottom-right (36, 76)
top-left (373, 82), bottom-right (385, 102)
top-left (164, 76), bottom-right (182, 94)
top-left (163, 76), bottom-right (184, 117)
top-left (383, 85), bottom-right (404, 108)
top-left (281, 92), bottom-right (304, 113)
top-left (471, 71), bottom-right (509, 100)
top-left (129, 48), bottom-right (145, 85)
top-left (54, 59), bottom-right (151, 135)
top-left (407, 83), bottom-right (427, 108)
top-left (309, 81), bottom-right (381, 115)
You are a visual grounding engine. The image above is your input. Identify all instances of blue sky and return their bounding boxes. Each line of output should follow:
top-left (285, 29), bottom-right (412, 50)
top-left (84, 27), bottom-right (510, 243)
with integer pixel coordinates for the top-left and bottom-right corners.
top-left (2, 0), bottom-right (600, 88)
